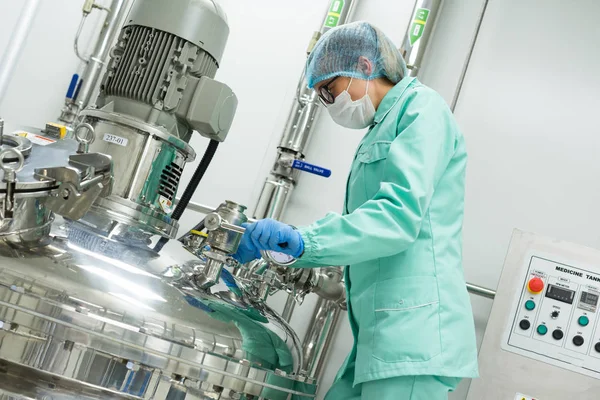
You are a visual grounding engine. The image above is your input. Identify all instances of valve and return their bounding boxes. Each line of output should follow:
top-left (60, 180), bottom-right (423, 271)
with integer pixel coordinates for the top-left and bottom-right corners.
top-left (291, 160), bottom-right (331, 178)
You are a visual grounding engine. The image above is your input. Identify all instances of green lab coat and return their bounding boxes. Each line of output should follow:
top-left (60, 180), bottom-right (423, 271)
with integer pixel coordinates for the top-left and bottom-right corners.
top-left (295, 77), bottom-right (479, 386)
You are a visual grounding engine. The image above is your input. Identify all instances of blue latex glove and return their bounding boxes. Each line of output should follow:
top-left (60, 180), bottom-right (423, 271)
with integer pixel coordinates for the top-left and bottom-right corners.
top-left (245, 218), bottom-right (304, 257)
top-left (232, 219), bottom-right (304, 264)
top-left (232, 223), bottom-right (262, 264)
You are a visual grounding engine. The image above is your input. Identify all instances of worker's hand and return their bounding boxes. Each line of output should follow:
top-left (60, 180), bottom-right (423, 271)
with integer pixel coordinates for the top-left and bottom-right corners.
top-left (231, 223), bottom-right (262, 264)
top-left (241, 219), bottom-right (304, 260)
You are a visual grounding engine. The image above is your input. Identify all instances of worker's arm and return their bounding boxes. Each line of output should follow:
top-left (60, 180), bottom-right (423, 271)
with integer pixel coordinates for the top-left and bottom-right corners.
top-left (294, 89), bottom-right (459, 268)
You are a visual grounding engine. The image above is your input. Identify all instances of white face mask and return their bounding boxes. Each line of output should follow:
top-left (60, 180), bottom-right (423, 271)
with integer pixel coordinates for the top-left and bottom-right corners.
top-left (326, 79), bottom-right (376, 129)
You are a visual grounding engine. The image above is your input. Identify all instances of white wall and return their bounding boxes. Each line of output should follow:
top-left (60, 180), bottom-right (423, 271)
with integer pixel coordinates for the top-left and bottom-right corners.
top-left (0, 0), bottom-right (115, 130)
top-left (2, 0), bottom-right (600, 399)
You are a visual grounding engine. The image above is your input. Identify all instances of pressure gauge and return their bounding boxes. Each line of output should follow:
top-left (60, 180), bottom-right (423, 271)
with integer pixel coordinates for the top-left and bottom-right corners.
top-left (261, 250), bottom-right (297, 266)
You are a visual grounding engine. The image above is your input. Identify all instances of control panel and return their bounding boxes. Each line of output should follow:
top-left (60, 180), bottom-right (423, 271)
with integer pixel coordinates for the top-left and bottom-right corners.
top-left (467, 230), bottom-right (600, 400)
top-left (502, 256), bottom-right (600, 377)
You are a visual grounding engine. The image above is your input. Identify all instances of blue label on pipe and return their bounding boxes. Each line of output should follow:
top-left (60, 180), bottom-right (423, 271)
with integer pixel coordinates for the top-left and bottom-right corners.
top-left (66, 74), bottom-right (79, 99)
top-left (292, 160), bottom-right (331, 178)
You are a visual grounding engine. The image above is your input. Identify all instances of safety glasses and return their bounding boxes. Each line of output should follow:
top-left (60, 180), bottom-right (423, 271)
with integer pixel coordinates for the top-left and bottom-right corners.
top-left (317, 76), bottom-right (339, 106)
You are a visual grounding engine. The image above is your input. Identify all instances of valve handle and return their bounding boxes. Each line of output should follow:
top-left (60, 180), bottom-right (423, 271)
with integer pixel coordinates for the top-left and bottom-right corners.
top-left (292, 160), bottom-right (331, 178)
top-left (66, 74), bottom-right (80, 100)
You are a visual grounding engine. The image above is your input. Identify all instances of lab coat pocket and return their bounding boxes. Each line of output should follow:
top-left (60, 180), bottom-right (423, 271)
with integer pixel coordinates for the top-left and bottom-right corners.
top-left (372, 276), bottom-right (441, 363)
top-left (355, 141), bottom-right (392, 199)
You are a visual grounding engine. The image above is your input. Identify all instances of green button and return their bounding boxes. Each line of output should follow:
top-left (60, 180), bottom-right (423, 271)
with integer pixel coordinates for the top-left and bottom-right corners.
top-left (579, 316), bottom-right (590, 327)
top-left (525, 300), bottom-right (536, 311)
top-left (537, 325), bottom-right (548, 335)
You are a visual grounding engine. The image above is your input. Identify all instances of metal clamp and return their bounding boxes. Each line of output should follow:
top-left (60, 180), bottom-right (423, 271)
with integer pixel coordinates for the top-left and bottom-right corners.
top-left (0, 147), bottom-right (25, 218)
top-left (74, 123), bottom-right (95, 153)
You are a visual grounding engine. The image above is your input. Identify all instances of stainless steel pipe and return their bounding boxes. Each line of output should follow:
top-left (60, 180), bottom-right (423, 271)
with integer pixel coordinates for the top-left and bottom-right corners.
top-left (400, 0), bottom-right (443, 77)
top-left (467, 283), bottom-right (496, 299)
top-left (300, 297), bottom-right (342, 378)
top-left (60, 0), bottom-right (129, 124)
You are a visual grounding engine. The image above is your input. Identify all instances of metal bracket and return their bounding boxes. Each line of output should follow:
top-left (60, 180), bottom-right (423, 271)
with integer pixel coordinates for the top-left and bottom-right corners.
top-left (34, 152), bottom-right (113, 220)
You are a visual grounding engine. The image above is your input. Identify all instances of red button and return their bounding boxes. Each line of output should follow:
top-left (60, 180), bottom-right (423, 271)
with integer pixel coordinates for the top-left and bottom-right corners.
top-left (528, 277), bottom-right (544, 294)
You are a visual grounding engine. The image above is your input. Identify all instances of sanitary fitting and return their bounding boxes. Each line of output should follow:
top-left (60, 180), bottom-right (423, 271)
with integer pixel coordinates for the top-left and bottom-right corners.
top-left (195, 201), bottom-right (248, 289)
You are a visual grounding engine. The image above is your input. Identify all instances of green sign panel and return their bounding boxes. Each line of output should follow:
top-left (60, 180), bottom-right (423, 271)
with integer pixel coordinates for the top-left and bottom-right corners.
top-left (409, 8), bottom-right (430, 46)
top-left (324, 0), bottom-right (345, 28)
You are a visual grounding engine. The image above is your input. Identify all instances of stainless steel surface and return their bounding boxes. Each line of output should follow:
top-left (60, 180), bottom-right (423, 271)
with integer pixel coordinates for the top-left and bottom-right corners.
top-left (180, 199), bottom-right (257, 223)
top-left (300, 297), bottom-right (341, 379)
top-left (253, 178), bottom-right (294, 222)
top-left (467, 282), bottom-right (496, 299)
top-left (196, 202), bottom-right (249, 290)
top-left (281, 297), bottom-right (296, 324)
top-left (80, 109), bottom-right (196, 159)
top-left (37, 152), bottom-right (113, 221)
top-left (0, 217), bottom-right (316, 399)
top-left (0, 0), bottom-right (40, 108)
top-left (206, 202), bottom-right (248, 254)
top-left (277, 87), bottom-right (321, 155)
top-left (0, 134), bottom-right (70, 192)
top-left (310, 267), bottom-right (346, 306)
top-left (205, 214), bottom-right (246, 236)
top-left (451, 0), bottom-right (490, 112)
top-left (399, 0), bottom-right (443, 77)
top-left (0, 119), bottom-right (3, 144)
top-left (78, 109), bottom-right (198, 238)
top-left (0, 134), bottom-right (33, 158)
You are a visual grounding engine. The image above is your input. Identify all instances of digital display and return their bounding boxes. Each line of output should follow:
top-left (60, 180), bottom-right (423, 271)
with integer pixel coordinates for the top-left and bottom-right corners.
top-left (545, 284), bottom-right (575, 304)
top-left (581, 291), bottom-right (599, 307)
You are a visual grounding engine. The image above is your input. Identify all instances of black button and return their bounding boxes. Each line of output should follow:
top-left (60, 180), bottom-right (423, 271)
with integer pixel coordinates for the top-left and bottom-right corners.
top-left (573, 335), bottom-right (585, 347)
top-left (552, 329), bottom-right (564, 340)
top-left (551, 311), bottom-right (560, 318)
top-left (595, 342), bottom-right (600, 353)
top-left (519, 319), bottom-right (531, 330)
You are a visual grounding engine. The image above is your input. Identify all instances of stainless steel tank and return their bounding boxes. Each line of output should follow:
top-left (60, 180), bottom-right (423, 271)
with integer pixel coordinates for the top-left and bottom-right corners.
top-left (0, 135), bottom-right (315, 399)
top-left (0, 0), bottom-right (315, 397)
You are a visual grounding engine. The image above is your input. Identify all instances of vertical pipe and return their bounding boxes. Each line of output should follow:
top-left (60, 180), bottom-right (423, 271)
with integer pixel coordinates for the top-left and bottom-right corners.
top-left (60, 0), bottom-right (128, 125)
top-left (399, 0), bottom-right (443, 77)
top-left (300, 297), bottom-right (342, 378)
top-left (0, 0), bottom-right (41, 109)
top-left (76, 0), bottom-right (127, 110)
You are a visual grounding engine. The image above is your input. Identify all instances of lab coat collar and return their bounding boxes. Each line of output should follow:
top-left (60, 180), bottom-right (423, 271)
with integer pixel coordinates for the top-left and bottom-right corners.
top-left (373, 76), bottom-right (417, 125)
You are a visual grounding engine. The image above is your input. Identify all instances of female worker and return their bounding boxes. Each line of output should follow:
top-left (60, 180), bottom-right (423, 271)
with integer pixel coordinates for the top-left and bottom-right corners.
top-left (233, 21), bottom-right (478, 399)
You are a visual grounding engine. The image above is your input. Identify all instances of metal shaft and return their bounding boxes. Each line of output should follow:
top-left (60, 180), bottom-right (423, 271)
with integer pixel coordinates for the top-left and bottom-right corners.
top-left (0, 0), bottom-right (41, 109)
top-left (467, 283), bottom-right (496, 299)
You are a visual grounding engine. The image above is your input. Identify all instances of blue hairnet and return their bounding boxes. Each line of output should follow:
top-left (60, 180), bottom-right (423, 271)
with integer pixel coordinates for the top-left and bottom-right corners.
top-left (306, 21), bottom-right (408, 89)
